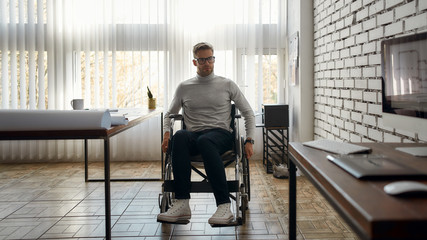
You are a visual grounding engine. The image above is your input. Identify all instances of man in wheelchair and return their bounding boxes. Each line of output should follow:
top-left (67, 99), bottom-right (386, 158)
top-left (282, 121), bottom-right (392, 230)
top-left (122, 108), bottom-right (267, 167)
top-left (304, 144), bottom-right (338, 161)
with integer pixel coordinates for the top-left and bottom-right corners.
top-left (157, 42), bottom-right (255, 225)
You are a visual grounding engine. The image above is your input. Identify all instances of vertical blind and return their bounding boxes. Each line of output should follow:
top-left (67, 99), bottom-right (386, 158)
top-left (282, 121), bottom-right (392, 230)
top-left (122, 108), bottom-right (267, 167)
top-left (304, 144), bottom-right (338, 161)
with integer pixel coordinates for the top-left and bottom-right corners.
top-left (0, 0), bottom-right (286, 162)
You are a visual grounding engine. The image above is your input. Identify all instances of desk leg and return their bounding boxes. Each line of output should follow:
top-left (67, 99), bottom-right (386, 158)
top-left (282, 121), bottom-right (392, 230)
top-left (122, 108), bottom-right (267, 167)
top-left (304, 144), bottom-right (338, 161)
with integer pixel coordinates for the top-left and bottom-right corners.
top-left (85, 139), bottom-right (89, 182)
top-left (289, 158), bottom-right (297, 240)
top-left (104, 138), bottom-right (111, 240)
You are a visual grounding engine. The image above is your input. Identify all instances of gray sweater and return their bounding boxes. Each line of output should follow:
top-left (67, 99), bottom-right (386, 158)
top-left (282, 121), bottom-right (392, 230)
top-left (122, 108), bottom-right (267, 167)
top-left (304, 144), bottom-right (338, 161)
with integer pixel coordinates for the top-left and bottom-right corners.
top-left (163, 73), bottom-right (255, 139)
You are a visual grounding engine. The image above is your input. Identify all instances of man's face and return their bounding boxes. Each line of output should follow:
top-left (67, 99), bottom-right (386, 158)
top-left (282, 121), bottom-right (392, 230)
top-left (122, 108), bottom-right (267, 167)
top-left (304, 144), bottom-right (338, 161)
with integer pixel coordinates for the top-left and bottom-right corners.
top-left (193, 49), bottom-right (214, 77)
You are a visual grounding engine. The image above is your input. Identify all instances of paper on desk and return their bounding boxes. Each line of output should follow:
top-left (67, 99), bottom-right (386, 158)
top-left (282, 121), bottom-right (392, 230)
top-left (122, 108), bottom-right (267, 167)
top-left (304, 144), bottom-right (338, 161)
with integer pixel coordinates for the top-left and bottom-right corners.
top-left (0, 109), bottom-right (111, 131)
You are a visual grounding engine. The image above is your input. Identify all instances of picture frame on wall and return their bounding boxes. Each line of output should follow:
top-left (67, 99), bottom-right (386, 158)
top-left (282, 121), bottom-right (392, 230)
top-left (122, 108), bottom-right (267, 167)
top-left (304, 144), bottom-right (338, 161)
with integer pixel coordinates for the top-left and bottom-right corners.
top-left (289, 31), bottom-right (299, 86)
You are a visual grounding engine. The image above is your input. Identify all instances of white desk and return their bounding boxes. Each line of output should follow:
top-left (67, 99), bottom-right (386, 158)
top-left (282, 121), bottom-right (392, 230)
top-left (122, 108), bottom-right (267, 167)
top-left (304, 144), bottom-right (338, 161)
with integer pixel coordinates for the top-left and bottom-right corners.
top-left (0, 108), bottom-right (163, 240)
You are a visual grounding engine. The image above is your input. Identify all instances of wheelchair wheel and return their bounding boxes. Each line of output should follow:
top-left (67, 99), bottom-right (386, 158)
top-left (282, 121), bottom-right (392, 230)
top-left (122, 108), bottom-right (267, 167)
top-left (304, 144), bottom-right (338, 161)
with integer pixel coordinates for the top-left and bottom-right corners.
top-left (243, 155), bottom-right (251, 201)
top-left (159, 157), bottom-right (173, 213)
top-left (239, 183), bottom-right (248, 224)
top-left (160, 192), bottom-right (171, 213)
top-left (240, 136), bottom-right (251, 201)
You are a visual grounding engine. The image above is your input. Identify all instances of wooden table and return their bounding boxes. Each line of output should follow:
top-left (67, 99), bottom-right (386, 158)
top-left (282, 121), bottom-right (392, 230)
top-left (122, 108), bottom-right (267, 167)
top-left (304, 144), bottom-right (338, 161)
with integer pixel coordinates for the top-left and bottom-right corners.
top-left (288, 142), bottom-right (427, 240)
top-left (0, 108), bottom-right (163, 240)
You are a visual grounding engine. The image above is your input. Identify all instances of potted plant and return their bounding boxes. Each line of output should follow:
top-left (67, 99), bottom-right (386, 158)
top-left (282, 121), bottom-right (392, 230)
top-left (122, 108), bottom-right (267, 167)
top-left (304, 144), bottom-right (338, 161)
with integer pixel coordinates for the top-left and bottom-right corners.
top-left (147, 86), bottom-right (156, 109)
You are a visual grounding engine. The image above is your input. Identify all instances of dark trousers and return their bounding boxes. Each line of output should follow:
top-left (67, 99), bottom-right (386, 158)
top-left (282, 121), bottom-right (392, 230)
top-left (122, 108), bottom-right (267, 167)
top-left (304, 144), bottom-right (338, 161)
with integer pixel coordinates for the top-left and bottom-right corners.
top-left (171, 128), bottom-right (233, 206)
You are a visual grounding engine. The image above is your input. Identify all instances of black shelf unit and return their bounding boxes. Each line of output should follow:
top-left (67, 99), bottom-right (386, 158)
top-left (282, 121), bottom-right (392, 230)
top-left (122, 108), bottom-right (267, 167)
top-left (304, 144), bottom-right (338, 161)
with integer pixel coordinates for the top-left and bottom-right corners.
top-left (257, 104), bottom-right (289, 173)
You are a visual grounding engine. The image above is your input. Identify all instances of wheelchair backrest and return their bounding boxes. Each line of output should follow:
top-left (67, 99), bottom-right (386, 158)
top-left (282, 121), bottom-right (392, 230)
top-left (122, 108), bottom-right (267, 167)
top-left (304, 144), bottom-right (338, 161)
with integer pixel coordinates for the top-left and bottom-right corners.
top-left (181, 104), bottom-right (237, 132)
top-left (179, 104), bottom-right (239, 149)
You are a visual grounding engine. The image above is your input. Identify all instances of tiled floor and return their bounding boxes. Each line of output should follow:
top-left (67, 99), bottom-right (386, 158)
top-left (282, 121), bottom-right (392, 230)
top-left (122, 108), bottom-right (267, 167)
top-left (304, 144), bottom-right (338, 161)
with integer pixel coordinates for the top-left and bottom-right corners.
top-left (0, 160), bottom-right (359, 240)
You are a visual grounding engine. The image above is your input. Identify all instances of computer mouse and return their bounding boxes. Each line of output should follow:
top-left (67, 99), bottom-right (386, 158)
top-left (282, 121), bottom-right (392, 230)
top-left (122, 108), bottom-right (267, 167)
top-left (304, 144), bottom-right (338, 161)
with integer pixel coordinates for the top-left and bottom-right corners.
top-left (383, 181), bottom-right (427, 196)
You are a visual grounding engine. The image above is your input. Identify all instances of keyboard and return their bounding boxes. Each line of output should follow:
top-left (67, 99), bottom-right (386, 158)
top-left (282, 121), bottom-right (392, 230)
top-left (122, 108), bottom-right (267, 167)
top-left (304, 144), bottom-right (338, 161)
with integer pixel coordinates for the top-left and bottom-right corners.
top-left (303, 139), bottom-right (371, 155)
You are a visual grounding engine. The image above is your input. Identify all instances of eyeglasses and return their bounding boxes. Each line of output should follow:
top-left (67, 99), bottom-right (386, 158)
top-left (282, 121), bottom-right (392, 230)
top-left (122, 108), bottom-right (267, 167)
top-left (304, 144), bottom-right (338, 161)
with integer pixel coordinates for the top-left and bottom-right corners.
top-left (195, 56), bottom-right (215, 64)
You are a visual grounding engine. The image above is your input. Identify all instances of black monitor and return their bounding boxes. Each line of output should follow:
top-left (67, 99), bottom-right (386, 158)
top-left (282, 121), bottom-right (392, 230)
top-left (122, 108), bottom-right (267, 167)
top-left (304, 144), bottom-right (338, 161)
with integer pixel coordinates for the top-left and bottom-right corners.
top-left (381, 32), bottom-right (427, 156)
top-left (381, 32), bottom-right (427, 132)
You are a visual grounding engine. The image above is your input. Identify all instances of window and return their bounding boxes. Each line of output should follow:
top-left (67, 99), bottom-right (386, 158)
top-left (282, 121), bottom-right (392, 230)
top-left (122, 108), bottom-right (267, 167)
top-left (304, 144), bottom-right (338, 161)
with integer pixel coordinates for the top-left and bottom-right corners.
top-left (77, 51), bottom-right (165, 108)
top-left (1, 0), bottom-right (286, 161)
top-left (240, 53), bottom-right (279, 112)
top-left (0, 50), bottom-right (48, 109)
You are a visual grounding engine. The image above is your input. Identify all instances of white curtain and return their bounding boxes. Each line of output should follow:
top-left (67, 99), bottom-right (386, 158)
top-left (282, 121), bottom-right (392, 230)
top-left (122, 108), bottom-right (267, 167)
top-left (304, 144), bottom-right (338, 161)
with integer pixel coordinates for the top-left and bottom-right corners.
top-left (0, 0), bottom-right (286, 162)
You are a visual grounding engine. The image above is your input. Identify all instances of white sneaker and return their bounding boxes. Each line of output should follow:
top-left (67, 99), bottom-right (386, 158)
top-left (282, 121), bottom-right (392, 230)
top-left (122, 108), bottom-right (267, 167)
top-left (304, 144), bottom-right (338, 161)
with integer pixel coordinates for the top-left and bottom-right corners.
top-left (208, 203), bottom-right (233, 225)
top-left (157, 199), bottom-right (191, 223)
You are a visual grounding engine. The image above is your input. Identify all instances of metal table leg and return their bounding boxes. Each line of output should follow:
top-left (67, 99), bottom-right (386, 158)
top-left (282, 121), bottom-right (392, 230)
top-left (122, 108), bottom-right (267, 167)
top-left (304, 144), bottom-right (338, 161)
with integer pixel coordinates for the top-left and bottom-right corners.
top-left (289, 157), bottom-right (297, 240)
top-left (85, 113), bottom-right (164, 182)
top-left (104, 138), bottom-right (111, 240)
top-left (85, 139), bottom-right (89, 182)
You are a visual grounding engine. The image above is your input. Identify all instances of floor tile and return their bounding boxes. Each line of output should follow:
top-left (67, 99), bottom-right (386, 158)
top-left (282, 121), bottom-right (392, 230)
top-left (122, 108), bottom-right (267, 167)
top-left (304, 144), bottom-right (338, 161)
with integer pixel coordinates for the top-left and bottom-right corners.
top-left (41, 216), bottom-right (119, 239)
top-left (0, 217), bottom-right (60, 239)
top-left (9, 200), bottom-right (80, 218)
top-left (0, 202), bottom-right (28, 219)
top-left (67, 199), bottom-right (132, 216)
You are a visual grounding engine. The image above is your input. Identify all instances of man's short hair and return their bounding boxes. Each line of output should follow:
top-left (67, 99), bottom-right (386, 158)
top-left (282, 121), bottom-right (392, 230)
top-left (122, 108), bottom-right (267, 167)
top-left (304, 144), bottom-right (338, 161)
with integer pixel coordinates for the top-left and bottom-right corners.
top-left (193, 42), bottom-right (214, 58)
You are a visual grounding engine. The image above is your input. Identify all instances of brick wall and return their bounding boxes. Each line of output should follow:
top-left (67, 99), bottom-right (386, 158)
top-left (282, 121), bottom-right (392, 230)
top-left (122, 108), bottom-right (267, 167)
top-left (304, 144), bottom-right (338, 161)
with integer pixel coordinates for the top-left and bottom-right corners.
top-left (313, 0), bottom-right (427, 143)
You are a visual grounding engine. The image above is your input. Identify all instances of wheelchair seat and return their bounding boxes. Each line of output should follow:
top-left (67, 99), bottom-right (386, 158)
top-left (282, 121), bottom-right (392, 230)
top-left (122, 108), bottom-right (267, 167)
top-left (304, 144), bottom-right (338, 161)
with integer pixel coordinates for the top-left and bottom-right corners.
top-left (189, 149), bottom-right (235, 166)
top-left (158, 104), bottom-right (250, 225)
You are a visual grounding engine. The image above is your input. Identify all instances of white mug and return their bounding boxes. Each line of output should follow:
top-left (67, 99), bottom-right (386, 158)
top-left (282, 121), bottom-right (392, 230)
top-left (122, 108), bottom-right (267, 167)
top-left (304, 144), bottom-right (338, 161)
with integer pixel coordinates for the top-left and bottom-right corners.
top-left (71, 99), bottom-right (84, 110)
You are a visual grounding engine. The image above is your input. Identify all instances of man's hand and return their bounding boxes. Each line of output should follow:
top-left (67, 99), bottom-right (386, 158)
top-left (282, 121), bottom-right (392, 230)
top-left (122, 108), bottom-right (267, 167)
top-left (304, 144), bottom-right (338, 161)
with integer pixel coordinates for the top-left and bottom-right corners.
top-left (244, 142), bottom-right (254, 159)
top-left (162, 132), bottom-right (170, 153)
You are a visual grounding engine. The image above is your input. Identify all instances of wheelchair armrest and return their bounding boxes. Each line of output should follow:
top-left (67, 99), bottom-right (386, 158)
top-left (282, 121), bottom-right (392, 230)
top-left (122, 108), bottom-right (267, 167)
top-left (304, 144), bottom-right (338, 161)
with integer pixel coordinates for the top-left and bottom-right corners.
top-left (169, 114), bottom-right (183, 121)
top-left (168, 114), bottom-right (183, 136)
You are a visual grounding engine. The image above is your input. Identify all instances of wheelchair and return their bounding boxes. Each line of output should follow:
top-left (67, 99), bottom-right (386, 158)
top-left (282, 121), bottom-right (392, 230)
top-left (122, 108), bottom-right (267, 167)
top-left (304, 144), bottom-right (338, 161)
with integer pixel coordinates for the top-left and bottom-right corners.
top-left (158, 104), bottom-right (251, 225)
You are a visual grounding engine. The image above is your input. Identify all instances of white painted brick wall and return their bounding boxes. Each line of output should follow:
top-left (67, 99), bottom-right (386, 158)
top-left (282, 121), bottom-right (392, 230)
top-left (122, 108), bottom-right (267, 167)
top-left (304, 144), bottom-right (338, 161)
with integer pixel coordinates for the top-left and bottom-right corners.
top-left (351, 23), bottom-right (363, 35)
top-left (356, 7), bottom-right (369, 21)
top-left (355, 102), bottom-right (367, 112)
top-left (384, 133), bottom-right (402, 142)
top-left (385, 0), bottom-right (404, 9)
top-left (421, 1), bottom-right (427, 11)
top-left (369, 0), bottom-right (384, 15)
top-left (395, 1), bottom-right (416, 20)
top-left (355, 79), bottom-right (367, 88)
top-left (384, 22), bottom-right (403, 37)
top-left (406, 13), bottom-right (427, 31)
top-left (313, 0), bottom-right (427, 143)
top-left (378, 11), bottom-right (393, 26)
top-left (355, 56), bottom-right (368, 66)
top-left (368, 54), bottom-right (381, 65)
top-left (343, 99), bottom-right (353, 109)
top-left (368, 103), bottom-right (381, 115)
top-left (368, 79), bottom-right (382, 90)
top-left (363, 18), bottom-right (376, 31)
top-left (368, 128), bottom-right (383, 141)
top-left (345, 58), bottom-right (355, 67)
top-left (362, 41), bottom-right (376, 54)
top-left (340, 129), bottom-right (350, 140)
top-left (368, 27), bottom-right (383, 41)
top-left (363, 91), bottom-right (376, 102)
top-left (363, 67), bottom-right (376, 77)
top-left (355, 123), bottom-right (367, 136)
top-left (363, 114), bottom-right (376, 126)
top-left (352, 112), bottom-right (362, 122)
top-left (351, 90), bottom-right (363, 100)
top-left (356, 32), bottom-right (368, 44)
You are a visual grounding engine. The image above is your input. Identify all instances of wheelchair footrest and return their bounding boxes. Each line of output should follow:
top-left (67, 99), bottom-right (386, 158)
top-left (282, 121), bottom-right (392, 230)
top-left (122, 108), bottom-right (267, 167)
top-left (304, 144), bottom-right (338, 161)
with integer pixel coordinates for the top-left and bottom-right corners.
top-left (164, 180), bottom-right (240, 193)
top-left (210, 218), bottom-right (242, 227)
top-left (157, 219), bottom-right (190, 225)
